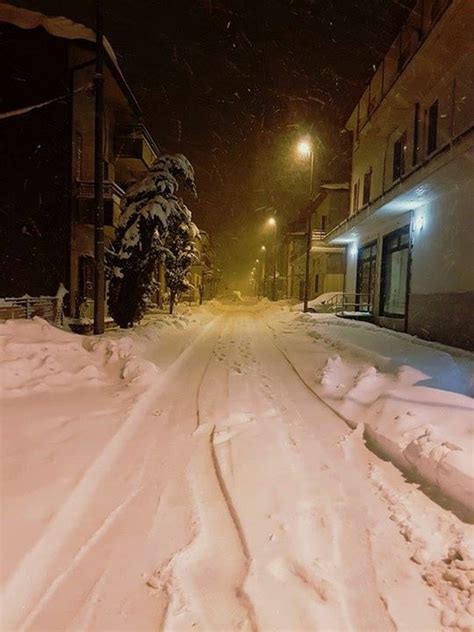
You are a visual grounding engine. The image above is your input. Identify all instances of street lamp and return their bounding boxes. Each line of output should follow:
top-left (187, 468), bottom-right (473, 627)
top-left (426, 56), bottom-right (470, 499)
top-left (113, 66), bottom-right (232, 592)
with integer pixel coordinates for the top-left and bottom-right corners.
top-left (297, 140), bottom-right (312, 158)
top-left (297, 139), bottom-right (315, 195)
top-left (266, 217), bottom-right (278, 301)
top-left (259, 246), bottom-right (267, 297)
top-left (297, 138), bottom-right (315, 312)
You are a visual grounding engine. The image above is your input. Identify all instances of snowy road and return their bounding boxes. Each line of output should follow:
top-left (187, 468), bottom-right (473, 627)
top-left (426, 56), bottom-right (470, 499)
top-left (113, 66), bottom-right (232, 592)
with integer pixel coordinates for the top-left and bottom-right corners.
top-left (1, 305), bottom-right (473, 631)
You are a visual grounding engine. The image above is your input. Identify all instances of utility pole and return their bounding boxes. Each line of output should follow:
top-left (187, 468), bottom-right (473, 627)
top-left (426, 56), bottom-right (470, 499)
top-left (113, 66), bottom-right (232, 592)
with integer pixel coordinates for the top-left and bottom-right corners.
top-left (93, 0), bottom-right (105, 334)
top-left (303, 150), bottom-right (314, 313)
top-left (272, 225), bottom-right (277, 302)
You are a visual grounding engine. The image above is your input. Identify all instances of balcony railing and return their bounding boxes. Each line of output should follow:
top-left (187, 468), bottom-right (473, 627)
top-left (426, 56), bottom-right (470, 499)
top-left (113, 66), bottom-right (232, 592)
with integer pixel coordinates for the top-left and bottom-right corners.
top-left (74, 181), bottom-right (125, 200)
top-left (115, 126), bottom-right (158, 169)
top-left (326, 292), bottom-right (374, 315)
top-left (312, 230), bottom-right (326, 241)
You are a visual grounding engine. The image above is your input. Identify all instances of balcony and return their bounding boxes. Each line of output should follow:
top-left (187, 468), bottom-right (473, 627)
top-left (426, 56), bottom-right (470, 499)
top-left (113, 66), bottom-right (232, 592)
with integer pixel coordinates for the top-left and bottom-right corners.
top-left (74, 180), bottom-right (125, 227)
top-left (312, 230), bottom-right (326, 241)
top-left (115, 126), bottom-right (159, 183)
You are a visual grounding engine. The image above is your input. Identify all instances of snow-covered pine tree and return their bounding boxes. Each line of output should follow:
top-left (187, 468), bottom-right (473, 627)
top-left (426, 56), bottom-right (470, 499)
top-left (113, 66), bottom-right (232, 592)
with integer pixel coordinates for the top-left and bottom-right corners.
top-left (107, 154), bottom-right (196, 328)
top-left (164, 203), bottom-right (198, 314)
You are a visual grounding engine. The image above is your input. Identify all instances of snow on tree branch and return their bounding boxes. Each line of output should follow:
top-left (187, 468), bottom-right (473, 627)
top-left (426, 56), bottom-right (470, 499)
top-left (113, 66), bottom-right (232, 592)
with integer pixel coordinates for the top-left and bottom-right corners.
top-left (107, 153), bottom-right (197, 328)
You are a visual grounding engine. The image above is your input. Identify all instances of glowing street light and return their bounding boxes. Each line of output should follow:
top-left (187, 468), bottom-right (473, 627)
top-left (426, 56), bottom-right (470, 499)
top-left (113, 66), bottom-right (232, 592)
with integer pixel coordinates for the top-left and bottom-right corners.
top-left (296, 137), bottom-right (316, 313)
top-left (261, 245), bottom-right (266, 252)
top-left (263, 217), bottom-right (278, 301)
top-left (297, 140), bottom-right (312, 158)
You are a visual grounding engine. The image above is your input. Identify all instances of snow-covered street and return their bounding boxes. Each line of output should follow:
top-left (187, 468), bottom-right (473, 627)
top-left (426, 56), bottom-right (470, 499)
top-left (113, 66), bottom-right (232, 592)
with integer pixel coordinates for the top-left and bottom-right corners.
top-left (1, 302), bottom-right (473, 631)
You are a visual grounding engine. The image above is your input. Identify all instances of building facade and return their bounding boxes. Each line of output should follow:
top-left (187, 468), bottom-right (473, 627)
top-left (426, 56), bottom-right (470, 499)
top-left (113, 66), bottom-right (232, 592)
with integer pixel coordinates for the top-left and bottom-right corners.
top-left (284, 184), bottom-right (348, 302)
top-left (183, 231), bottom-right (221, 304)
top-left (0, 5), bottom-right (159, 319)
top-left (326, 0), bottom-right (474, 349)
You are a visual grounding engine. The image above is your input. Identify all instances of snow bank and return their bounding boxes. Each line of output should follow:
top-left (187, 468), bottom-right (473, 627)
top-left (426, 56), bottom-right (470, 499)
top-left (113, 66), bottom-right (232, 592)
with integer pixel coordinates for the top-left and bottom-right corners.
top-left (272, 311), bottom-right (474, 516)
top-left (318, 356), bottom-right (474, 514)
top-left (305, 314), bottom-right (474, 396)
top-left (0, 318), bottom-right (159, 399)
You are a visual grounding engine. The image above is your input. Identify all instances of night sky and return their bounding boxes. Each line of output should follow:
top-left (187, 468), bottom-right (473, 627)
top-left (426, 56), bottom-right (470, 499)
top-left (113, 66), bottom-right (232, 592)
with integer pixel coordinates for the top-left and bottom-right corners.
top-left (12, 0), bottom-right (415, 280)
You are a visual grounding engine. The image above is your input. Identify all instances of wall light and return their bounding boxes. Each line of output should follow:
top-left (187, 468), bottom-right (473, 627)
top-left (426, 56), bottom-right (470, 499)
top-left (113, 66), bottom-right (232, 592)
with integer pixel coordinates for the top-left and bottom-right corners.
top-left (413, 214), bottom-right (425, 232)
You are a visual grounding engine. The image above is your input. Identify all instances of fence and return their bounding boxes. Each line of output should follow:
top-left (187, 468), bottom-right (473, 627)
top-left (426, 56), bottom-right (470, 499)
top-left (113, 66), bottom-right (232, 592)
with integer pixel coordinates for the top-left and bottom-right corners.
top-left (0, 291), bottom-right (65, 325)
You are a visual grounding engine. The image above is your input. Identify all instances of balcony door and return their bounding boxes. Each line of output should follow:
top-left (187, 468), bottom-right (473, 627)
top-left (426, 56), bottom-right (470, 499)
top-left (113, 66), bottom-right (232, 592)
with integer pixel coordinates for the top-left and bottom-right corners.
top-left (356, 241), bottom-right (377, 310)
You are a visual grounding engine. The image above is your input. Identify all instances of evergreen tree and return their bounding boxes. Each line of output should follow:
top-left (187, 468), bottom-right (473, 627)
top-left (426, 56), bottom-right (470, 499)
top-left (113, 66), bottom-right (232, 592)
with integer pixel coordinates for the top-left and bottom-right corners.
top-left (107, 154), bottom-right (196, 328)
top-left (164, 203), bottom-right (198, 314)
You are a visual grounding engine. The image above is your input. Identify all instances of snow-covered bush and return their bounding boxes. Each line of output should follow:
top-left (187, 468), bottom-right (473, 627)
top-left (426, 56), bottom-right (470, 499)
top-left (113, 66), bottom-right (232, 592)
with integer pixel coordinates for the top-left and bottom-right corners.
top-left (107, 154), bottom-right (196, 328)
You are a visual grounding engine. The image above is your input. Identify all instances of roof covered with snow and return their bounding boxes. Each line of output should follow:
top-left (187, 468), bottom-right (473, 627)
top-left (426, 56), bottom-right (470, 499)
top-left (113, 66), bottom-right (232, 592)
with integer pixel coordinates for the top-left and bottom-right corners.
top-left (0, 3), bottom-right (142, 116)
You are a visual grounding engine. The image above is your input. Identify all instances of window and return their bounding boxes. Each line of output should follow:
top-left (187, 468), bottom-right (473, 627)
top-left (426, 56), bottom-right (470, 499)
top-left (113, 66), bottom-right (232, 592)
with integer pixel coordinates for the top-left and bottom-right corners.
top-left (427, 99), bottom-right (438, 155)
top-left (380, 226), bottom-right (410, 317)
top-left (393, 132), bottom-right (407, 182)
top-left (352, 180), bottom-right (359, 213)
top-left (356, 241), bottom-right (377, 307)
top-left (413, 103), bottom-right (420, 166)
top-left (314, 274), bottom-right (320, 294)
top-left (321, 215), bottom-right (327, 231)
top-left (363, 169), bottom-right (372, 205)
top-left (78, 255), bottom-right (94, 300)
top-left (75, 132), bottom-right (83, 180)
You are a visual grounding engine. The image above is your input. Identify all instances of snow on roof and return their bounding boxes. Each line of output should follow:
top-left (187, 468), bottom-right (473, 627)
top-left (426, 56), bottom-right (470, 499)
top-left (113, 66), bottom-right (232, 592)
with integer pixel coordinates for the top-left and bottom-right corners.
top-left (0, 3), bottom-right (118, 67)
top-left (0, 3), bottom-right (144, 115)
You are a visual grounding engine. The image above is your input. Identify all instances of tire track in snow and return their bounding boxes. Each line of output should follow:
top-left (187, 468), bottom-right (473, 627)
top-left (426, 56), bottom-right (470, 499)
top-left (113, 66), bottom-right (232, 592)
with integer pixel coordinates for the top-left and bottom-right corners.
top-left (19, 486), bottom-right (141, 632)
top-left (162, 422), bottom-right (257, 631)
top-left (205, 314), bottom-right (350, 630)
top-left (160, 322), bottom-right (257, 630)
top-left (0, 317), bottom-right (220, 630)
top-left (209, 425), bottom-right (258, 629)
top-left (262, 319), bottom-right (441, 631)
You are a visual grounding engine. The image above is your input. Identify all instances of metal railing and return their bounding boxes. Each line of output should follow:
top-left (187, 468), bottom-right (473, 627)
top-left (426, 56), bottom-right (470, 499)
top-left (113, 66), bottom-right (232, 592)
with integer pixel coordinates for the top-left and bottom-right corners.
top-left (333, 293), bottom-right (373, 315)
top-left (74, 180), bottom-right (125, 200)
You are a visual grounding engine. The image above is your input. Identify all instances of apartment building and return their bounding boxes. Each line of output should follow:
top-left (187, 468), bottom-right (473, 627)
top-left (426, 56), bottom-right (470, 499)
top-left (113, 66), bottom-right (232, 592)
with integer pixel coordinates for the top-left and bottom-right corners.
top-left (184, 231), bottom-right (221, 303)
top-left (285, 183), bottom-right (348, 301)
top-left (326, 0), bottom-right (474, 349)
top-left (0, 5), bottom-right (159, 318)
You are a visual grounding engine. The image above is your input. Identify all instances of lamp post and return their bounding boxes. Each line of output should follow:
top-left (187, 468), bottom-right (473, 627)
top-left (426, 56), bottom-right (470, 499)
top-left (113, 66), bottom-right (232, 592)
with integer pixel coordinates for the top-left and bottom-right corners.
top-left (255, 258), bottom-right (260, 298)
top-left (267, 217), bottom-right (277, 301)
top-left (250, 266), bottom-right (258, 296)
top-left (297, 139), bottom-right (315, 313)
top-left (260, 245), bottom-right (267, 297)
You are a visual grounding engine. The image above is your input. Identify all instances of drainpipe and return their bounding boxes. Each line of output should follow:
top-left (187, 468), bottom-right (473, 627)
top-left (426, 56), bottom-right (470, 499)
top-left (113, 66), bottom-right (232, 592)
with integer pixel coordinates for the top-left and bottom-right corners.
top-left (93, 0), bottom-right (105, 334)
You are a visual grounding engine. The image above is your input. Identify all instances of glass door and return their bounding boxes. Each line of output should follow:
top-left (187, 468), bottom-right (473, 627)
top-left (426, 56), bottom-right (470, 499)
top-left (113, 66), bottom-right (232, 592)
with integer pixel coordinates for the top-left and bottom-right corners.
top-left (380, 226), bottom-right (410, 317)
top-left (356, 241), bottom-right (377, 311)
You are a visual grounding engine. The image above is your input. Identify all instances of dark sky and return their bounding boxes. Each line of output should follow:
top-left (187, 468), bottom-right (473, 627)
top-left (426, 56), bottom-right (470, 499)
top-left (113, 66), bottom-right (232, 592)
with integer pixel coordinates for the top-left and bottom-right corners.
top-left (13, 0), bottom-right (414, 280)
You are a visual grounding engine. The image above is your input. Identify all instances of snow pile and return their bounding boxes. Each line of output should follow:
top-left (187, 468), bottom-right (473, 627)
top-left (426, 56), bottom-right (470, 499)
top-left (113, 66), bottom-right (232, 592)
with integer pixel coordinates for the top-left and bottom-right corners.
top-left (368, 463), bottom-right (474, 630)
top-left (0, 318), bottom-right (159, 398)
top-left (271, 311), bottom-right (474, 516)
top-left (318, 355), bottom-right (474, 513)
